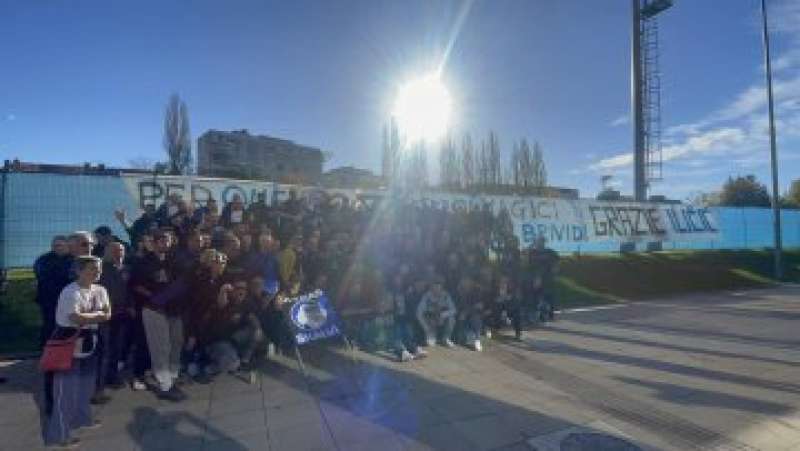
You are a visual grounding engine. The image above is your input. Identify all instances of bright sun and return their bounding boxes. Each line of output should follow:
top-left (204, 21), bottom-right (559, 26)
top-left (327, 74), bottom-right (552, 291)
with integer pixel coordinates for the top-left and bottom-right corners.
top-left (393, 73), bottom-right (452, 143)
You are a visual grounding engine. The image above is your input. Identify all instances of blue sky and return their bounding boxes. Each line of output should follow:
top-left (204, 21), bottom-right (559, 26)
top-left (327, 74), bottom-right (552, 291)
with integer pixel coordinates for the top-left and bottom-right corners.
top-left (1, 0), bottom-right (798, 200)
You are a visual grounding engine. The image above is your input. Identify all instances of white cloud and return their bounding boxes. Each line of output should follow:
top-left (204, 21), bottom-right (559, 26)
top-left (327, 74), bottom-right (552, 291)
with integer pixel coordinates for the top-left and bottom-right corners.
top-left (589, 152), bottom-right (632, 171)
top-left (665, 121), bottom-right (707, 137)
top-left (590, 127), bottom-right (747, 171)
top-left (610, 114), bottom-right (629, 127)
top-left (716, 76), bottom-right (800, 122)
top-left (772, 50), bottom-right (800, 72)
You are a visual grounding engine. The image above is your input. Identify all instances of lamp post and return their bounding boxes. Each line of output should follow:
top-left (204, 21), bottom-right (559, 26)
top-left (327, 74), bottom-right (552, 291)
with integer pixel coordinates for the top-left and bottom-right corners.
top-left (760, 0), bottom-right (783, 280)
top-left (632, 0), bottom-right (673, 202)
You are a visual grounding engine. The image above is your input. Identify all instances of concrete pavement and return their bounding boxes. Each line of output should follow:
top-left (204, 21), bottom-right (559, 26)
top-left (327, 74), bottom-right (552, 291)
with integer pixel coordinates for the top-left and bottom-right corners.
top-left (2, 286), bottom-right (800, 450)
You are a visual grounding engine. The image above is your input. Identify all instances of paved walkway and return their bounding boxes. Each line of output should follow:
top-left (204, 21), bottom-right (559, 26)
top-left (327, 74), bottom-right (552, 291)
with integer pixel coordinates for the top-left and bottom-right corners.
top-left (3, 286), bottom-right (800, 450)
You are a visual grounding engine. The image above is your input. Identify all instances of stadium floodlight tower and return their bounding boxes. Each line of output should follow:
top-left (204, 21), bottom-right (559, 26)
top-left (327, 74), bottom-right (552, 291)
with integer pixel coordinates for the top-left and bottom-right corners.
top-left (632, 0), bottom-right (673, 202)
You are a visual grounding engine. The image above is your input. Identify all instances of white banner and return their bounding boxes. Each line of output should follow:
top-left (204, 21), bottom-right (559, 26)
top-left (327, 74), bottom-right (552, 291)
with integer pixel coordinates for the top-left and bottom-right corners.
top-left (121, 174), bottom-right (719, 245)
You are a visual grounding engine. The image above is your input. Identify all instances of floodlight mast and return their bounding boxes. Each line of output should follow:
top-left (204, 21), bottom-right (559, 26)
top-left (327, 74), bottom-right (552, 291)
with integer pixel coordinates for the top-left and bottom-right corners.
top-left (632, 0), bottom-right (672, 202)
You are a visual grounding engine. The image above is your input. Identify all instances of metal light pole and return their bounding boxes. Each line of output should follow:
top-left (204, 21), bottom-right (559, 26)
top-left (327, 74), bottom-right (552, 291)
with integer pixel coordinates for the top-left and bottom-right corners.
top-left (760, 0), bottom-right (783, 280)
top-left (632, 0), bottom-right (646, 202)
top-left (632, 0), bottom-right (672, 202)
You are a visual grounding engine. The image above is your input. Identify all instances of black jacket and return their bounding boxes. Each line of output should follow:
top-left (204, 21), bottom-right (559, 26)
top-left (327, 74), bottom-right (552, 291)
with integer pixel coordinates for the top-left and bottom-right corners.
top-left (33, 252), bottom-right (73, 307)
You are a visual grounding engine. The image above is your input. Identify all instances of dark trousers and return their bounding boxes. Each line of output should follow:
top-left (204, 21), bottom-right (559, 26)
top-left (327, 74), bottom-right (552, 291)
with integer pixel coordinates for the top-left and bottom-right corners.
top-left (40, 303), bottom-right (57, 414)
top-left (95, 323), bottom-right (110, 394)
top-left (39, 302), bottom-right (57, 349)
top-left (488, 300), bottom-right (524, 337)
top-left (102, 315), bottom-right (134, 384)
top-left (260, 309), bottom-right (294, 352)
top-left (532, 289), bottom-right (556, 320)
top-left (131, 312), bottom-right (151, 378)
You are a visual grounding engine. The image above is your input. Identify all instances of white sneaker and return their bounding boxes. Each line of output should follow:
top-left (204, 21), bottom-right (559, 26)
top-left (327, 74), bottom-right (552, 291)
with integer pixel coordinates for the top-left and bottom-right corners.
top-left (485, 330), bottom-right (492, 339)
top-left (426, 339), bottom-right (436, 347)
top-left (131, 379), bottom-right (146, 391)
top-left (400, 350), bottom-right (414, 362)
top-left (413, 349), bottom-right (428, 359)
top-left (473, 340), bottom-right (482, 352)
top-left (443, 339), bottom-right (455, 348)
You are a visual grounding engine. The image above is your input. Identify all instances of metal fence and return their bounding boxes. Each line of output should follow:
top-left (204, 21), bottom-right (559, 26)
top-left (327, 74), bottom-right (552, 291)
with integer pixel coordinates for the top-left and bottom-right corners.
top-left (2, 171), bottom-right (798, 268)
top-left (1, 172), bottom-right (139, 268)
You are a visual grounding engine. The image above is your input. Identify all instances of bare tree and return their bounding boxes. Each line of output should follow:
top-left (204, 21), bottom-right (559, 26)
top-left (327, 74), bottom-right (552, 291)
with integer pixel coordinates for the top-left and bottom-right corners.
top-left (461, 133), bottom-right (475, 190)
top-left (418, 143), bottom-right (429, 188)
top-left (531, 141), bottom-right (547, 187)
top-left (477, 139), bottom-right (489, 188)
top-left (381, 123), bottom-right (390, 181)
top-left (511, 141), bottom-right (520, 187)
top-left (406, 142), bottom-right (428, 189)
top-left (438, 133), bottom-right (459, 189)
top-left (381, 117), bottom-right (402, 186)
top-left (163, 93), bottom-right (192, 175)
top-left (438, 137), bottom-right (450, 188)
top-left (519, 139), bottom-right (533, 188)
top-left (487, 131), bottom-right (501, 187)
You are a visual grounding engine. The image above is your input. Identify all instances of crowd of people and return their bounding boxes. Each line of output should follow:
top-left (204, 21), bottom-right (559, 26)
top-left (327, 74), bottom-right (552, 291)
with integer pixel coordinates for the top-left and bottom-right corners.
top-left (33, 190), bottom-right (559, 449)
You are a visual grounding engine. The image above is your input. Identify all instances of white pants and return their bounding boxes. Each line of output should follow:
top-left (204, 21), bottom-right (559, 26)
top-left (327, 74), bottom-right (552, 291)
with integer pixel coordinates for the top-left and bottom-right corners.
top-left (142, 309), bottom-right (183, 391)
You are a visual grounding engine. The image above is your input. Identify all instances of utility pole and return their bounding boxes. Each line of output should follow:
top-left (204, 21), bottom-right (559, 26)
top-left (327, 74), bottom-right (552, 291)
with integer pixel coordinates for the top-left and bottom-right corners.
top-left (760, 0), bottom-right (783, 280)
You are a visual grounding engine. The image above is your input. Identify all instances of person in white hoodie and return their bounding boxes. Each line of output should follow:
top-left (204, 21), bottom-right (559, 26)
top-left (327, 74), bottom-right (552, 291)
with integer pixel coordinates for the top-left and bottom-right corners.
top-left (416, 277), bottom-right (457, 348)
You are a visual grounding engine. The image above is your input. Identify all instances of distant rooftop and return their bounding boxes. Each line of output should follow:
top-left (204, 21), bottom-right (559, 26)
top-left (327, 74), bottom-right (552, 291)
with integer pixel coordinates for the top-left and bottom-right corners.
top-left (1, 159), bottom-right (152, 176)
top-left (200, 129), bottom-right (323, 155)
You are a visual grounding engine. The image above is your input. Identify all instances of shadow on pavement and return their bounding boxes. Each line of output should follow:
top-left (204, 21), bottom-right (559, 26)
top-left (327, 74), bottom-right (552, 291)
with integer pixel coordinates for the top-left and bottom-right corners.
top-left (501, 336), bottom-right (800, 396)
top-left (614, 376), bottom-right (794, 416)
top-left (546, 326), bottom-right (800, 367)
top-left (127, 406), bottom-right (249, 451)
top-left (601, 319), bottom-right (800, 350)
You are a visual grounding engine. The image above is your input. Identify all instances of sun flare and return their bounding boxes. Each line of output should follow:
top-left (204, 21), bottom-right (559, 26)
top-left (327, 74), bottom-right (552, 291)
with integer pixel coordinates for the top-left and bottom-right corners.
top-left (393, 73), bottom-right (452, 143)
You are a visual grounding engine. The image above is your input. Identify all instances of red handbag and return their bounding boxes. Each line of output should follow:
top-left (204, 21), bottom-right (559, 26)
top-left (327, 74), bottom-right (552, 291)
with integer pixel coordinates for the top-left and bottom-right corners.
top-left (39, 331), bottom-right (80, 372)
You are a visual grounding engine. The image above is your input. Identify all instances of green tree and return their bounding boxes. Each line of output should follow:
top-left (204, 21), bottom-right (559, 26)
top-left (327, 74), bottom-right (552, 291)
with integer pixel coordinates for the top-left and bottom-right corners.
top-left (688, 190), bottom-right (721, 207)
top-left (784, 179), bottom-right (800, 208)
top-left (718, 175), bottom-right (771, 207)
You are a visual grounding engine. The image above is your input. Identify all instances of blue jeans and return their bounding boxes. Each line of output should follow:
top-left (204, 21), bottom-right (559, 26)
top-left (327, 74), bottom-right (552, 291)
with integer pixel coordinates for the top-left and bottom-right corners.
top-left (393, 317), bottom-right (419, 354)
top-left (460, 312), bottom-right (483, 343)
